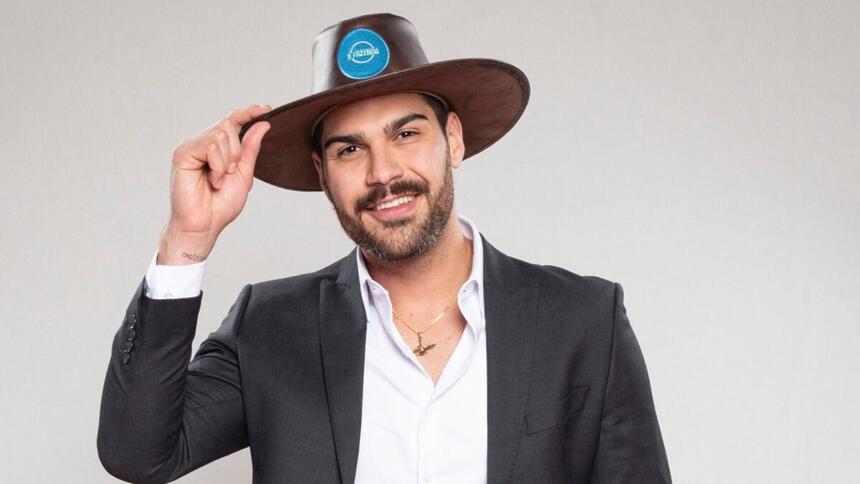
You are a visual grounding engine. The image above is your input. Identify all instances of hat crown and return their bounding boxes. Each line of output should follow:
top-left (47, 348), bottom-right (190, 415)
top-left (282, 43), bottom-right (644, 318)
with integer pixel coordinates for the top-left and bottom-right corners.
top-left (311, 13), bottom-right (429, 93)
top-left (242, 12), bottom-right (530, 191)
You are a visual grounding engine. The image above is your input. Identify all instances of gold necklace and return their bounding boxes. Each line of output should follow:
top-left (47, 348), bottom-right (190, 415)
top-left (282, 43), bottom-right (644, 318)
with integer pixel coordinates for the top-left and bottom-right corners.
top-left (392, 301), bottom-right (454, 356)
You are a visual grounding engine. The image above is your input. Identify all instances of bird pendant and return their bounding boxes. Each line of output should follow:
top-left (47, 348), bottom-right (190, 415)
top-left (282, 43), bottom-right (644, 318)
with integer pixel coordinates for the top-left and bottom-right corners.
top-left (412, 333), bottom-right (436, 356)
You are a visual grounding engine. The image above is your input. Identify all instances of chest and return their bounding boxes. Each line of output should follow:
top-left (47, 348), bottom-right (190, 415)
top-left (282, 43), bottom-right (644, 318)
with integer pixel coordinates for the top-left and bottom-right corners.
top-left (393, 312), bottom-right (468, 383)
top-left (357, 314), bottom-right (489, 483)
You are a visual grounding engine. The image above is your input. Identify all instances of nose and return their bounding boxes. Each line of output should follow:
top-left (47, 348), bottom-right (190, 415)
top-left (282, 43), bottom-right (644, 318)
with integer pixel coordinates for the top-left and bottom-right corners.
top-left (365, 144), bottom-right (403, 187)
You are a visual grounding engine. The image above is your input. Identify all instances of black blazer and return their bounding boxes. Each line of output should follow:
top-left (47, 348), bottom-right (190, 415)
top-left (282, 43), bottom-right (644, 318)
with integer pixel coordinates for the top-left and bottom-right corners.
top-left (98, 236), bottom-right (671, 483)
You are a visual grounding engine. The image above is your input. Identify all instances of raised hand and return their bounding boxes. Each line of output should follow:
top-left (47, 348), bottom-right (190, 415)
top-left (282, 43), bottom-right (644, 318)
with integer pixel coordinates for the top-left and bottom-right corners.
top-left (157, 105), bottom-right (272, 265)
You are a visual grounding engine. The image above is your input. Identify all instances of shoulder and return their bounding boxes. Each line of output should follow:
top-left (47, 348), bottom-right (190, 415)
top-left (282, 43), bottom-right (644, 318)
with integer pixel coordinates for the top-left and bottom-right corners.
top-left (484, 236), bottom-right (618, 305)
top-left (496, 248), bottom-right (620, 317)
top-left (536, 263), bottom-right (617, 302)
top-left (535, 263), bottom-right (621, 323)
top-left (493, 249), bottom-right (622, 346)
top-left (243, 253), bottom-right (350, 307)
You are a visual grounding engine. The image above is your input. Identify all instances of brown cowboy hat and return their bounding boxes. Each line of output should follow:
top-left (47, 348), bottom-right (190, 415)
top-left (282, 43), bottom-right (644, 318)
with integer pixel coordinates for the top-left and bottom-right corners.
top-left (238, 12), bottom-right (530, 191)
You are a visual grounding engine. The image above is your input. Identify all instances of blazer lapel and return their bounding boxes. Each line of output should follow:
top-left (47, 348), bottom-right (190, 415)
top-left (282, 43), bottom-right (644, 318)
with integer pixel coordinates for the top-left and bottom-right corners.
top-left (483, 236), bottom-right (539, 484)
top-left (319, 250), bottom-right (367, 484)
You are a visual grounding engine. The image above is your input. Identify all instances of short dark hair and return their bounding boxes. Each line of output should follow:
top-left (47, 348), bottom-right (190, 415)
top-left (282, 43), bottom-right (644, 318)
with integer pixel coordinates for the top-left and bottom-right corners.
top-left (311, 93), bottom-right (449, 158)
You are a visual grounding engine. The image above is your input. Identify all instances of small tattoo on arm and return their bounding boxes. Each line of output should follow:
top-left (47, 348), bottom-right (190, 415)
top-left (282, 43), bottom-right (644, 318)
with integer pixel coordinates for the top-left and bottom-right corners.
top-left (181, 252), bottom-right (206, 263)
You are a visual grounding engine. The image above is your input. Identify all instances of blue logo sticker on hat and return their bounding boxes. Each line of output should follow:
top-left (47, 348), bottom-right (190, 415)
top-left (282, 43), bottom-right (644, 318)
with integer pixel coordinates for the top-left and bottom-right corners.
top-left (337, 28), bottom-right (390, 80)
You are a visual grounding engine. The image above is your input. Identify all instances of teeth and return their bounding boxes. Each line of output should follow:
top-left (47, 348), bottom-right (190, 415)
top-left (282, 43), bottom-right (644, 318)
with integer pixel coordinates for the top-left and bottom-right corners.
top-left (374, 195), bottom-right (415, 210)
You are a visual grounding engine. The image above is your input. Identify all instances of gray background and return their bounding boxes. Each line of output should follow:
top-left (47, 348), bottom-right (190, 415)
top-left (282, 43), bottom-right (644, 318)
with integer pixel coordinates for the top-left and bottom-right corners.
top-left (1, 0), bottom-right (857, 482)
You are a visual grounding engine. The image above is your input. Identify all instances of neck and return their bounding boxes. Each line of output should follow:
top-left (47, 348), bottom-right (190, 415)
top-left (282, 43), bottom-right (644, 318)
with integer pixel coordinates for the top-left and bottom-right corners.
top-left (361, 211), bottom-right (473, 304)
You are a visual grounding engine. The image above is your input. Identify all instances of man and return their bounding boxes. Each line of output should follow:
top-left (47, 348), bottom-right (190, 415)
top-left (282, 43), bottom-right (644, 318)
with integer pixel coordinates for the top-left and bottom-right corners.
top-left (98, 13), bottom-right (671, 484)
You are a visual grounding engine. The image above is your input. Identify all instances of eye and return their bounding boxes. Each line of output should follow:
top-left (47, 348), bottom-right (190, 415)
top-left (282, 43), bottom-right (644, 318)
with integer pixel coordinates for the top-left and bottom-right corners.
top-left (396, 130), bottom-right (418, 140)
top-left (337, 145), bottom-right (360, 157)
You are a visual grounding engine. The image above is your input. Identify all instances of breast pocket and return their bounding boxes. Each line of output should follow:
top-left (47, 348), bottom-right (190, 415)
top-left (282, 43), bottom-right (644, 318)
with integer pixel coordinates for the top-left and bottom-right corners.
top-left (523, 385), bottom-right (589, 435)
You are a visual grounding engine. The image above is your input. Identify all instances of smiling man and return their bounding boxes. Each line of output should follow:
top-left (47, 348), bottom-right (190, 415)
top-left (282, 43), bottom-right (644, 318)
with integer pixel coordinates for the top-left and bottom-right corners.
top-left (98, 13), bottom-right (671, 484)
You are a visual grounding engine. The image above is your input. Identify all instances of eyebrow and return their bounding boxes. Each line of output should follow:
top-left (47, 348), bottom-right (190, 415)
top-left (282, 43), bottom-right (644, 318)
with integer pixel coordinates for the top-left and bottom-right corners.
top-left (322, 112), bottom-right (430, 151)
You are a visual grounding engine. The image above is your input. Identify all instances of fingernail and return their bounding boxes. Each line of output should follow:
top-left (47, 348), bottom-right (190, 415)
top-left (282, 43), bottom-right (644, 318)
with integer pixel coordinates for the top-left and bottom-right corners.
top-left (227, 162), bottom-right (237, 174)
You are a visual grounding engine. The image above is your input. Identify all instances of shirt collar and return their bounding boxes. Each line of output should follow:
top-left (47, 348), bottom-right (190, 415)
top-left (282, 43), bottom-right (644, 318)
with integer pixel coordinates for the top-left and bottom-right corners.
top-left (355, 213), bottom-right (485, 323)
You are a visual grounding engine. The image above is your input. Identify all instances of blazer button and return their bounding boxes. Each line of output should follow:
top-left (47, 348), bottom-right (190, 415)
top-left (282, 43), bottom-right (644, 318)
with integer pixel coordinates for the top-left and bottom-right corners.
top-left (127, 328), bottom-right (136, 340)
top-left (121, 353), bottom-right (130, 364)
top-left (122, 341), bottom-right (134, 353)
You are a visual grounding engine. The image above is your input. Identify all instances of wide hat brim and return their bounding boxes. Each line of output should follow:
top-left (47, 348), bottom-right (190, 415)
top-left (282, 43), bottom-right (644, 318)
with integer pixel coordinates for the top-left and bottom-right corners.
top-left (239, 58), bottom-right (530, 191)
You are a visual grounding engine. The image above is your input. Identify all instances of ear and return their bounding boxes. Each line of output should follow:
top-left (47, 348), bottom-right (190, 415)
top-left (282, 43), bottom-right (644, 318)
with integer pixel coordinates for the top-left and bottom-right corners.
top-left (445, 111), bottom-right (465, 169)
top-left (312, 152), bottom-right (334, 203)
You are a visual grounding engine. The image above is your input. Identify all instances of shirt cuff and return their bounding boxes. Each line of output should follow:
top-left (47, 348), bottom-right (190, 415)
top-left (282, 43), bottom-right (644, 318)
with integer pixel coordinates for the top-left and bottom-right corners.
top-left (144, 250), bottom-right (207, 299)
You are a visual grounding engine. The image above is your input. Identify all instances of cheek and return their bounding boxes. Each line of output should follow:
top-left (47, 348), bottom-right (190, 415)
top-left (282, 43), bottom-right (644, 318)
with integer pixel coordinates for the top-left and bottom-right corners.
top-left (401, 142), bottom-right (447, 179)
top-left (325, 174), bottom-right (363, 211)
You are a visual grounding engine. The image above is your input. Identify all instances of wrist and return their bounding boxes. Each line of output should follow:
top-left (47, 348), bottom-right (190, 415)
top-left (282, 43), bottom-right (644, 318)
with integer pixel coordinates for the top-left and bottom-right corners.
top-left (157, 224), bottom-right (217, 266)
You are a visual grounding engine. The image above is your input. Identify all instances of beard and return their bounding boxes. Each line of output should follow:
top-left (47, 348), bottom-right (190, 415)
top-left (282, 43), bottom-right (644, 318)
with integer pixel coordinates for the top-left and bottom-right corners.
top-left (329, 152), bottom-right (455, 262)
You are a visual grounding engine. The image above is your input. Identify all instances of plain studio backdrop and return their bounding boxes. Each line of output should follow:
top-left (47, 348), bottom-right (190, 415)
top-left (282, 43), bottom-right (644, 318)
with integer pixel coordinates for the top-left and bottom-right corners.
top-left (1, 1), bottom-right (857, 482)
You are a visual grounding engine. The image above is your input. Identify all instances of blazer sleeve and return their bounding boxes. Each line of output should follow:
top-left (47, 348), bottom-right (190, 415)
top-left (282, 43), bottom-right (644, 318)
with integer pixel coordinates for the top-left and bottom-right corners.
top-left (97, 276), bottom-right (252, 483)
top-left (590, 282), bottom-right (672, 483)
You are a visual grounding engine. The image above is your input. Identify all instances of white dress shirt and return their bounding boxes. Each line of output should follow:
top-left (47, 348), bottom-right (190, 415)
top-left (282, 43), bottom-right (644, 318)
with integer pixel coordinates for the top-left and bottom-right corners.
top-left (144, 214), bottom-right (488, 484)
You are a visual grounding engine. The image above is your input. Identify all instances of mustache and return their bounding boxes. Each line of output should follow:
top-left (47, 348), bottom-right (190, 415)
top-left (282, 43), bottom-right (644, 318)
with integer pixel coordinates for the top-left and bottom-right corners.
top-left (356, 179), bottom-right (429, 212)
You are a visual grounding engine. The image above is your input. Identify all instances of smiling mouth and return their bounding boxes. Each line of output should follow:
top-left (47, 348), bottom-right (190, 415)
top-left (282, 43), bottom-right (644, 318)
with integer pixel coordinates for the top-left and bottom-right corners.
top-left (366, 193), bottom-right (418, 211)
